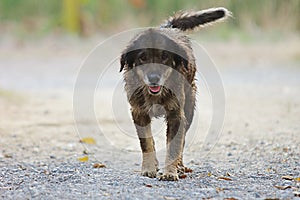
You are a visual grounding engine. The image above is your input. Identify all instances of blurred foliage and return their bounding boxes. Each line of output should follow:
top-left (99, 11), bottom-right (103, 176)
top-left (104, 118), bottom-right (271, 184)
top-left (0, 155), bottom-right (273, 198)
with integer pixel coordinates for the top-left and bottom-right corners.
top-left (0, 0), bottom-right (300, 37)
top-left (0, 88), bottom-right (23, 103)
top-left (63, 0), bottom-right (81, 33)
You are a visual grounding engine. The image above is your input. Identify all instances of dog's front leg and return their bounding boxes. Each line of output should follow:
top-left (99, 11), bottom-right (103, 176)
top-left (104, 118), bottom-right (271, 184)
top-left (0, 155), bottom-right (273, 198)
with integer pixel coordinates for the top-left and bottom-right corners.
top-left (160, 109), bottom-right (186, 181)
top-left (132, 110), bottom-right (158, 178)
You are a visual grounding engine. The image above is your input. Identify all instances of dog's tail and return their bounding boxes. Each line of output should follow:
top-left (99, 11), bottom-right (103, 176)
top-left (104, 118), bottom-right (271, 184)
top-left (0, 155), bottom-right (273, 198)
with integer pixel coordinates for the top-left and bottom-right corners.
top-left (161, 7), bottom-right (231, 31)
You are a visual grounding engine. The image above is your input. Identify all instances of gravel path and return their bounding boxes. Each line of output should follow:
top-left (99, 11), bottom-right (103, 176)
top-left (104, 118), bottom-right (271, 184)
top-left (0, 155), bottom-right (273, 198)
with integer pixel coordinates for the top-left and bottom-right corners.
top-left (0, 37), bottom-right (300, 199)
top-left (1, 139), bottom-right (299, 199)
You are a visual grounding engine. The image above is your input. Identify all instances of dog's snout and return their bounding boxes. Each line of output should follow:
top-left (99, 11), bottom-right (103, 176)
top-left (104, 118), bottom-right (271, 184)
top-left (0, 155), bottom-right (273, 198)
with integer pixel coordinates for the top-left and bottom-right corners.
top-left (147, 73), bottom-right (161, 84)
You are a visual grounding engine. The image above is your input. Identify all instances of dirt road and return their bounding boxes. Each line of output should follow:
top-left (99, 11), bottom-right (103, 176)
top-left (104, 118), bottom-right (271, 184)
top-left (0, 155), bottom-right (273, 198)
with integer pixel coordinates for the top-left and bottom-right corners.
top-left (0, 35), bottom-right (300, 199)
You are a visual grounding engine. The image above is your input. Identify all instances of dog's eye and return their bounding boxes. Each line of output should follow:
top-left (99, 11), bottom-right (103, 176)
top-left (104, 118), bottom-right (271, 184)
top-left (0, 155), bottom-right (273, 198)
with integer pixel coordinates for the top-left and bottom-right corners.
top-left (161, 51), bottom-right (169, 62)
top-left (138, 51), bottom-right (147, 63)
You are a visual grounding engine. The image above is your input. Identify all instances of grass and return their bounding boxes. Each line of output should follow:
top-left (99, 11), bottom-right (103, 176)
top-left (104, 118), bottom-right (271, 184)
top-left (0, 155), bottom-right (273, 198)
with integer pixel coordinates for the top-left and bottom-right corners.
top-left (292, 53), bottom-right (300, 63)
top-left (0, 88), bottom-right (24, 103)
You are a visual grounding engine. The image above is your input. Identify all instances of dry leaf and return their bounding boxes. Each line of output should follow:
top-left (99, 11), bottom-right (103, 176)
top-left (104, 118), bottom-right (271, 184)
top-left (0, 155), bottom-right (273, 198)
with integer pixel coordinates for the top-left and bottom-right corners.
top-left (216, 187), bottom-right (224, 193)
top-left (78, 156), bottom-right (89, 162)
top-left (184, 167), bottom-right (193, 173)
top-left (218, 176), bottom-right (232, 181)
top-left (83, 149), bottom-right (89, 154)
top-left (4, 154), bottom-right (12, 158)
top-left (274, 185), bottom-right (291, 190)
top-left (93, 163), bottom-right (106, 168)
top-left (44, 170), bottom-right (50, 175)
top-left (17, 165), bottom-right (26, 170)
top-left (226, 172), bottom-right (233, 177)
top-left (144, 184), bottom-right (152, 188)
top-left (224, 198), bottom-right (238, 200)
top-left (163, 196), bottom-right (177, 200)
top-left (179, 174), bottom-right (187, 179)
top-left (207, 172), bottom-right (212, 177)
top-left (282, 147), bottom-right (289, 152)
top-left (79, 137), bottom-right (96, 145)
top-left (294, 177), bottom-right (300, 182)
top-left (281, 175), bottom-right (294, 180)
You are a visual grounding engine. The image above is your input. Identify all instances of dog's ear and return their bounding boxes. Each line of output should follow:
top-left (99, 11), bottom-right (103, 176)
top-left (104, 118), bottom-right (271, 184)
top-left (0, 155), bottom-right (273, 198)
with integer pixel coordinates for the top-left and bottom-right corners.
top-left (120, 50), bottom-right (136, 72)
top-left (120, 52), bottom-right (127, 72)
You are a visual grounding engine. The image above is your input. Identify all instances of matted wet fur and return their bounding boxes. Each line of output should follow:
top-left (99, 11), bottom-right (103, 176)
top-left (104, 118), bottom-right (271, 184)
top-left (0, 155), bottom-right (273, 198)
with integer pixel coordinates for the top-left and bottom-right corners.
top-left (120, 7), bottom-right (230, 181)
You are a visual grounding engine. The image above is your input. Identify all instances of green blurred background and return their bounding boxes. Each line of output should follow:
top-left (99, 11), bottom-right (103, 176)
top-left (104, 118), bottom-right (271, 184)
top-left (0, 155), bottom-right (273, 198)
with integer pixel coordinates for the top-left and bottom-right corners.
top-left (1, 0), bottom-right (299, 40)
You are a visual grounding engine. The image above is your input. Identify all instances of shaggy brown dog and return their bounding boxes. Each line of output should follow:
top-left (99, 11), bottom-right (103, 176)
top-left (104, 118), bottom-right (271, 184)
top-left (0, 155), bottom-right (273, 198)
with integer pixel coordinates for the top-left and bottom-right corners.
top-left (120, 7), bottom-right (230, 181)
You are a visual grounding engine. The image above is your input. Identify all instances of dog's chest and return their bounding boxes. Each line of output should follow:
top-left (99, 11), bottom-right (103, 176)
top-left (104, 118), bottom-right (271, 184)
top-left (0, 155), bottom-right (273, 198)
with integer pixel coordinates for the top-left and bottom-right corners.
top-left (148, 104), bottom-right (165, 118)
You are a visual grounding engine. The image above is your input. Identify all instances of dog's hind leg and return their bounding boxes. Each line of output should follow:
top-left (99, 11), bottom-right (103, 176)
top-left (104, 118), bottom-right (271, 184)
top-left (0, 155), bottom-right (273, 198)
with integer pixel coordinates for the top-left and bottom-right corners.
top-left (132, 110), bottom-right (158, 178)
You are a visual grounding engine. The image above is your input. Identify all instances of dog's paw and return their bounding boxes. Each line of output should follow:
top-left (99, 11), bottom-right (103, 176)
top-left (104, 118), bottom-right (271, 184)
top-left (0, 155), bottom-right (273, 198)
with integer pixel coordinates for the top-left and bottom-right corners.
top-left (142, 170), bottom-right (157, 178)
top-left (159, 173), bottom-right (179, 181)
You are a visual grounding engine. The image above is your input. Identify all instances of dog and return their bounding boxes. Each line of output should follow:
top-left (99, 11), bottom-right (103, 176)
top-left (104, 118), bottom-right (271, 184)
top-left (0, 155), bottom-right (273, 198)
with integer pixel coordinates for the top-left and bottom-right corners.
top-left (120, 7), bottom-right (230, 181)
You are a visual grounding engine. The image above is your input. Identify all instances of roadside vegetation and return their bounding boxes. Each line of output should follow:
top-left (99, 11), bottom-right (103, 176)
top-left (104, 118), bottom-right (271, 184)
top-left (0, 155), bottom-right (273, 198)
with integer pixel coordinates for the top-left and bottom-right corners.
top-left (1, 0), bottom-right (299, 39)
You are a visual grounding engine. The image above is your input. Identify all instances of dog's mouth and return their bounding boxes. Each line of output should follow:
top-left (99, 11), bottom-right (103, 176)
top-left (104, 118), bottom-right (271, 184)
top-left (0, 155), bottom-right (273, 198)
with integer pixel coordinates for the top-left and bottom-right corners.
top-left (148, 85), bottom-right (162, 94)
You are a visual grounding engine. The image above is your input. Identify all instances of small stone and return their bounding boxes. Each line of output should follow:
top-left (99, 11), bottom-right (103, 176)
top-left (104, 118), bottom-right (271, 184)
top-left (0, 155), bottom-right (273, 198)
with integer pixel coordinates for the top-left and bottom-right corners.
top-left (33, 147), bottom-right (39, 153)
top-left (4, 154), bottom-right (12, 158)
top-left (294, 191), bottom-right (300, 197)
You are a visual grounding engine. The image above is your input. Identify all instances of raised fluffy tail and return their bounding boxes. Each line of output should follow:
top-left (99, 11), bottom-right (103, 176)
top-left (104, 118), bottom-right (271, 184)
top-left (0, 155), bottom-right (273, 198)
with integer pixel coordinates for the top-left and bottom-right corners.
top-left (161, 7), bottom-right (231, 31)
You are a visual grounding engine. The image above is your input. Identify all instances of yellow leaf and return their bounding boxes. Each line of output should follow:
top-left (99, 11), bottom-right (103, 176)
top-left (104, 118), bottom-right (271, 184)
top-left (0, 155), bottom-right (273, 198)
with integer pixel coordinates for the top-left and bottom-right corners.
top-left (78, 156), bottom-right (89, 162)
top-left (79, 137), bottom-right (96, 144)
top-left (207, 172), bottom-right (212, 177)
top-left (295, 177), bottom-right (300, 182)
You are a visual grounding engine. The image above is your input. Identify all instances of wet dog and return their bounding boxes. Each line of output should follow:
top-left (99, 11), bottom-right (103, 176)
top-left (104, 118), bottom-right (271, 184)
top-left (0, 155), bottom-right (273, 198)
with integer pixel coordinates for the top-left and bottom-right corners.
top-left (120, 8), bottom-right (230, 181)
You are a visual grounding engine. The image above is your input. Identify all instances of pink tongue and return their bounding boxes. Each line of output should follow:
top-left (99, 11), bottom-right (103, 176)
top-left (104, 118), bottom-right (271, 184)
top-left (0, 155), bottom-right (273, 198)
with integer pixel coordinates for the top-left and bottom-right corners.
top-left (149, 85), bottom-right (161, 93)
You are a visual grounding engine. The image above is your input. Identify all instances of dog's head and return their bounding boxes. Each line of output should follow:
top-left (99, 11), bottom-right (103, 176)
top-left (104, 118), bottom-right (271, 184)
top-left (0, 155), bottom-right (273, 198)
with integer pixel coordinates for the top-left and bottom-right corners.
top-left (120, 29), bottom-right (189, 95)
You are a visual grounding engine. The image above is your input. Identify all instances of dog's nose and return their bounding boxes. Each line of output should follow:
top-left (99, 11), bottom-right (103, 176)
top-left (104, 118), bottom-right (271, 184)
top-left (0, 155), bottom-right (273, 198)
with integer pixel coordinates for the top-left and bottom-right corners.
top-left (147, 73), bottom-right (161, 84)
